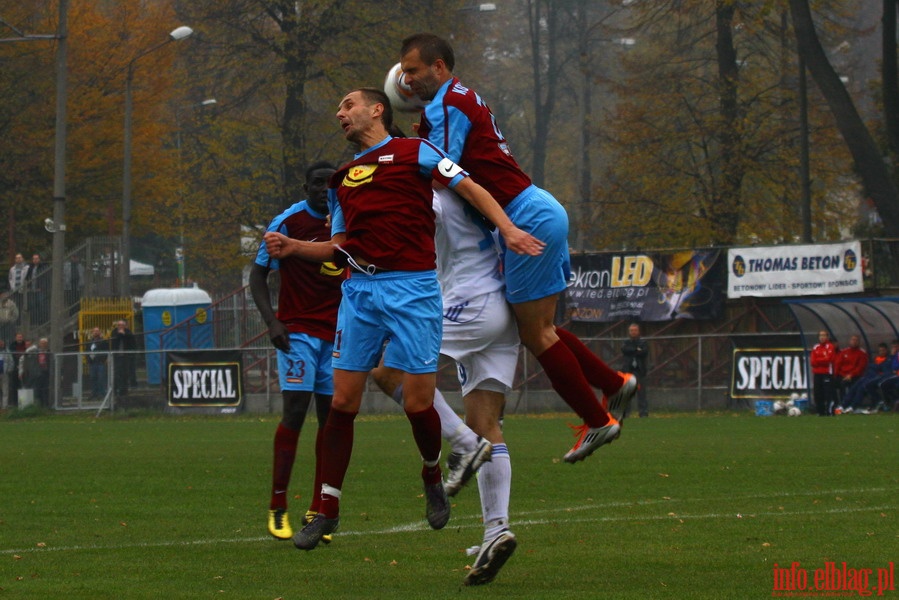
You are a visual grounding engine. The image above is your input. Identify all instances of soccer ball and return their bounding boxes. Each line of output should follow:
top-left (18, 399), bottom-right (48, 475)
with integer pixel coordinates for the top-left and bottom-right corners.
top-left (384, 62), bottom-right (429, 113)
top-left (773, 400), bottom-right (786, 414)
top-left (788, 406), bottom-right (801, 417)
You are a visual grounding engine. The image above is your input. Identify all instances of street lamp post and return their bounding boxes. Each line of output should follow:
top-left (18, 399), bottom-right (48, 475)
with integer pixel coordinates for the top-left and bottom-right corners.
top-left (174, 98), bottom-right (216, 287)
top-left (49, 0), bottom-right (68, 369)
top-left (121, 25), bottom-right (193, 297)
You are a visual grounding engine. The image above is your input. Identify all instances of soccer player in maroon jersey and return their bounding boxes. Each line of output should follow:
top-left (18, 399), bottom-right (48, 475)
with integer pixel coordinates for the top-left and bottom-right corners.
top-left (398, 33), bottom-right (636, 463)
top-left (250, 161), bottom-right (344, 543)
top-left (264, 87), bottom-right (543, 550)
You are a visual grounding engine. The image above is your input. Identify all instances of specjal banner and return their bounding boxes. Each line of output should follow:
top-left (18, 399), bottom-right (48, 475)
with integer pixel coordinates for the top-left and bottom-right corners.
top-left (565, 250), bottom-right (726, 322)
top-left (166, 350), bottom-right (243, 414)
top-left (730, 347), bottom-right (809, 400)
top-left (727, 241), bottom-right (863, 298)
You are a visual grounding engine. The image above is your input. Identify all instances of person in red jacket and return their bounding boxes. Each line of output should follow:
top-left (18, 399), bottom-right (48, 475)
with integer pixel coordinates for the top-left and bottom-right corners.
top-left (833, 334), bottom-right (868, 413)
top-left (809, 330), bottom-right (836, 416)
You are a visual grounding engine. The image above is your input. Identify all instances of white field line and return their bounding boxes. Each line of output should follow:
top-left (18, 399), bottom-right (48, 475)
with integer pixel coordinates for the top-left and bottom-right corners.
top-left (2, 486), bottom-right (896, 556)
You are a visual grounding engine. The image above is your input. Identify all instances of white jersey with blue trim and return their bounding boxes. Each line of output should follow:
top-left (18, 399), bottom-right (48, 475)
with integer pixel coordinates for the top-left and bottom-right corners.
top-left (433, 187), bottom-right (504, 305)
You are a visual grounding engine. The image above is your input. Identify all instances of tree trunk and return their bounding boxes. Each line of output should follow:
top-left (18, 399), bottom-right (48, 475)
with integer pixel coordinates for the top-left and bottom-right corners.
top-left (281, 2), bottom-right (309, 205)
top-left (789, 0), bottom-right (899, 237)
top-left (883, 0), bottom-right (899, 157)
top-left (527, 0), bottom-right (560, 187)
top-left (710, 1), bottom-right (743, 244)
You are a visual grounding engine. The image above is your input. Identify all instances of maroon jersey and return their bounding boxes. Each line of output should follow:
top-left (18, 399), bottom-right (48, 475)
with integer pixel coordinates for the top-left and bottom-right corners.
top-left (418, 77), bottom-right (532, 208)
top-left (329, 136), bottom-right (467, 272)
top-left (255, 201), bottom-right (345, 341)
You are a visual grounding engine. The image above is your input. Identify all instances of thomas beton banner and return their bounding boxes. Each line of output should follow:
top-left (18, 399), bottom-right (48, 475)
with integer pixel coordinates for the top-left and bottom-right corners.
top-left (727, 241), bottom-right (863, 298)
top-left (165, 349), bottom-right (244, 414)
top-left (566, 249), bottom-right (725, 322)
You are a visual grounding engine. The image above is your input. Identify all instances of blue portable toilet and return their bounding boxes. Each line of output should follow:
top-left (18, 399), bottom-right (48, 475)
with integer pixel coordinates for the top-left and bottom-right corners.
top-left (142, 288), bottom-right (214, 384)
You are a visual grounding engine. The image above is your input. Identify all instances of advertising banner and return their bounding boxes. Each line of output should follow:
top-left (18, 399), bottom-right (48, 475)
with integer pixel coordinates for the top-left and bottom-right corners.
top-left (166, 350), bottom-right (243, 414)
top-left (566, 250), bottom-right (725, 322)
top-left (727, 241), bottom-right (863, 298)
top-left (730, 347), bottom-right (808, 401)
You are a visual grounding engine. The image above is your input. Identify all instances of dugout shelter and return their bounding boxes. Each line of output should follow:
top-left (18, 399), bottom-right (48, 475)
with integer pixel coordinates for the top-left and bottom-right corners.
top-left (784, 297), bottom-right (899, 355)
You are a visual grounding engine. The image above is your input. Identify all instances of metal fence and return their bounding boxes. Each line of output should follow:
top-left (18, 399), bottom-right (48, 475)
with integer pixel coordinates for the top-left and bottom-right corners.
top-left (18, 330), bottom-right (801, 416)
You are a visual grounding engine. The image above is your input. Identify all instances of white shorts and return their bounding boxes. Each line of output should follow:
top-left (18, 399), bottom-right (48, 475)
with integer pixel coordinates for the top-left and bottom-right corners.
top-left (441, 290), bottom-right (520, 397)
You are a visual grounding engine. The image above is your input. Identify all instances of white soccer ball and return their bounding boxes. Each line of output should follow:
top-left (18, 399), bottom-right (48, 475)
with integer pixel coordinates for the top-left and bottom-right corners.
top-left (788, 406), bottom-right (801, 417)
top-left (789, 392), bottom-right (799, 401)
top-left (773, 400), bottom-right (786, 412)
top-left (384, 62), bottom-right (429, 113)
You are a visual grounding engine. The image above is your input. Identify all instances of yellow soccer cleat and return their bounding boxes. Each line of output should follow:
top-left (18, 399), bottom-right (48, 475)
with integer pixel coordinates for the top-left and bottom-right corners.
top-left (268, 509), bottom-right (293, 540)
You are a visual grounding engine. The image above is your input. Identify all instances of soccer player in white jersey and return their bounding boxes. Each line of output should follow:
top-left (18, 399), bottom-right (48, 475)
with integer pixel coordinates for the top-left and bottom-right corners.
top-left (372, 186), bottom-right (518, 586)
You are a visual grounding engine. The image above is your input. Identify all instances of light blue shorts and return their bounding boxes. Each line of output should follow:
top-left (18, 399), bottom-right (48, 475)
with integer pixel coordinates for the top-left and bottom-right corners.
top-left (501, 185), bottom-right (572, 304)
top-left (277, 332), bottom-right (335, 394)
top-left (332, 270), bottom-right (442, 374)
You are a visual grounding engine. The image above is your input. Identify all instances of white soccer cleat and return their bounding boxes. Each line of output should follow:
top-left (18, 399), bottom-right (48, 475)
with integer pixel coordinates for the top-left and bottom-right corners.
top-left (444, 437), bottom-right (493, 497)
top-left (603, 372), bottom-right (638, 422)
top-left (464, 530), bottom-right (517, 586)
top-left (563, 420), bottom-right (621, 463)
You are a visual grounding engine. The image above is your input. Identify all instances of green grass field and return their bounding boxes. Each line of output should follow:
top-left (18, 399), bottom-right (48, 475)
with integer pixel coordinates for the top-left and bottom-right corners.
top-left (1, 410), bottom-right (896, 599)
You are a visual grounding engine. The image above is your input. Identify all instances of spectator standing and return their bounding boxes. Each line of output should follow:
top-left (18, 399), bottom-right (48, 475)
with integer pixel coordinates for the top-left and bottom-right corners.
top-left (809, 330), bottom-right (836, 416)
top-left (123, 319), bottom-right (139, 386)
top-left (833, 334), bottom-right (867, 413)
top-left (9, 254), bottom-right (29, 308)
top-left (0, 291), bottom-right (19, 343)
top-left (0, 339), bottom-right (11, 409)
top-left (26, 253), bottom-right (49, 326)
top-left (110, 320), bottom-right (135, 397)
top-left (63, 255), bottom-right (85, 315)
top-left (85, 327), bottom-right (109, 400)
top-left (8, 332), bottom-right (27, 407)
top-left (621, 323), bottom-right (650, 418)
top-left (18, 338), bottom-right (37, 406)
top-left (32, 338), bottom-right (51, 407)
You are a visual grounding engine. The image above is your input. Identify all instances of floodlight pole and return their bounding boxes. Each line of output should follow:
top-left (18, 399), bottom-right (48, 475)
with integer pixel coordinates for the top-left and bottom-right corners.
top-left (49, 0), bottom-right (68, 364)
top-left (174, 98), bottom-right (216, 287)
top-left (121, 26), bottom-right (193, 297)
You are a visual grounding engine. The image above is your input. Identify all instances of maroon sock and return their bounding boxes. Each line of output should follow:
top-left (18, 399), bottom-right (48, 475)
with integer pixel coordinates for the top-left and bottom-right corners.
top-left (318, 407), bottom-right (357, 518)
top-left (405, 405), bottom-right (443, 485)
top-left (556, 327), bottom-right (624, 394)
top-left (538, 340), bottom-right (610, 427)
top-left (308, 425), bottom-right (325, 514)
top-left (271, 423), bottom-right (299, 510)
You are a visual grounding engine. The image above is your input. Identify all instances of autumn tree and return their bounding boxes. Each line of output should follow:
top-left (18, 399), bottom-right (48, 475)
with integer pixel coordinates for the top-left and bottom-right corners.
top-left (789, 0), bottom-right (899, 237)
top-left (594, 0), bottom-right (857, 250)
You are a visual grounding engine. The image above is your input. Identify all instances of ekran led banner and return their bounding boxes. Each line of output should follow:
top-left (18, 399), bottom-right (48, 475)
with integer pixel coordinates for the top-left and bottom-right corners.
top-left (565, 250), bottom-right (726, 322)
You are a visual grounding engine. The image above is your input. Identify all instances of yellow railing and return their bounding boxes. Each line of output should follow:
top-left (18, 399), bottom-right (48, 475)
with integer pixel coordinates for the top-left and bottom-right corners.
top-left (77, 297), bottom-right (135, 342)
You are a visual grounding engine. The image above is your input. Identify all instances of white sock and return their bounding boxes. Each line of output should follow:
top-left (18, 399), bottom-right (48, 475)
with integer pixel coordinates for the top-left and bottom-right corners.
top-left (394, 383), bottom-right (477, 453)
top-left (431, 388), bottom-right (478, 453)
top-left (478, 443), bottom-right (511, 542)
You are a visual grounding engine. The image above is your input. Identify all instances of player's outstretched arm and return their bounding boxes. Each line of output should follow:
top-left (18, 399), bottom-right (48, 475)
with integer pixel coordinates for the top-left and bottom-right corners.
top-left (452, 177), bottom-right (545, 256)
top-left (263, 231), bottom-right (342, 263)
